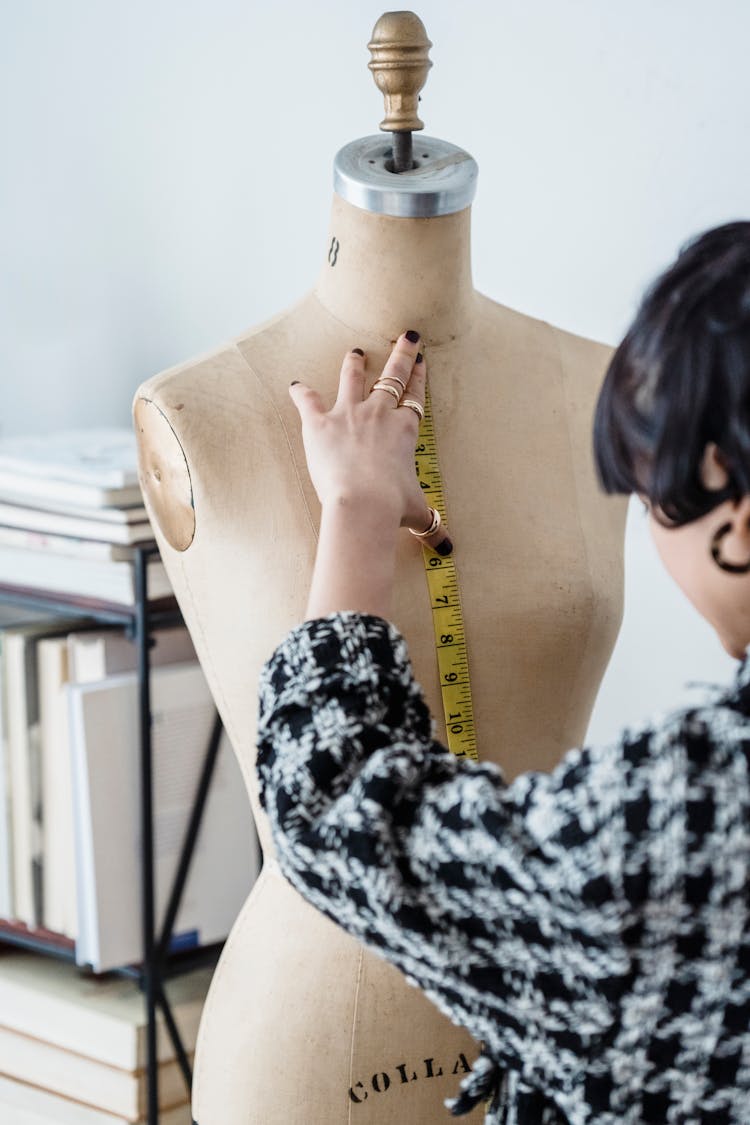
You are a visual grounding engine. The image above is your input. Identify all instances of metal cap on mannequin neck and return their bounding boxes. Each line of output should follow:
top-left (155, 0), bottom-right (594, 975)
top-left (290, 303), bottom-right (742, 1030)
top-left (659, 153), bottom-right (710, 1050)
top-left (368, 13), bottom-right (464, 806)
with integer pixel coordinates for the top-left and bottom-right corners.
top-left (333, 11), bottom-right (478, 218)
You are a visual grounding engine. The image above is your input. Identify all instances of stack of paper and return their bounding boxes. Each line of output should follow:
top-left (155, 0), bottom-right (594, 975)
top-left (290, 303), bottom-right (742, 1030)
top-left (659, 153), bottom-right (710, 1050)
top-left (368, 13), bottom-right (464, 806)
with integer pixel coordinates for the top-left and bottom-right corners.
top-left (0, 428), bottom-right (144, 511)
top-left (0, 428), bottom-right (169, 606)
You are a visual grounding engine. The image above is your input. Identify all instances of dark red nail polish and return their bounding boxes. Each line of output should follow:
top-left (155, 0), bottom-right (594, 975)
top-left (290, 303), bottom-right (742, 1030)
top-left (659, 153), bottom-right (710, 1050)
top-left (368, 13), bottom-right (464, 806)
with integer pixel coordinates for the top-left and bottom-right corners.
top-left (436, 538), bottom-right (453, 556)
top-left (416, 352), bottom-right (423, 364)
top-left (352, 347), bottom-right (365, 356)
top-left (405, 330), bottom-right (420, 344)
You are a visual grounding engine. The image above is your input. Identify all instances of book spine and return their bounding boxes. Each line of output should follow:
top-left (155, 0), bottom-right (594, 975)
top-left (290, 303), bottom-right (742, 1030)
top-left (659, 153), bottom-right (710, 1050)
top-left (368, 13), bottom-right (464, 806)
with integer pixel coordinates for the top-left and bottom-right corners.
top-left (0, 547), bottom-right (171, 606)
top-left (0, 473), bottom-right (143, 510)
top-left (0, 503), bottom-right (153, 545)
top-left (0, 527), bottom-right (121, 562)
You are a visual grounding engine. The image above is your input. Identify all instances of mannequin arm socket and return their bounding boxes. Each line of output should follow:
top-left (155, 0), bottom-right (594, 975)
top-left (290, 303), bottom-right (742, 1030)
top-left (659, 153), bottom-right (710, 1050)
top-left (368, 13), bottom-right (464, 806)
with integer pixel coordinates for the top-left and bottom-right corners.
top-left (304, 495), bottom-right (401, 623)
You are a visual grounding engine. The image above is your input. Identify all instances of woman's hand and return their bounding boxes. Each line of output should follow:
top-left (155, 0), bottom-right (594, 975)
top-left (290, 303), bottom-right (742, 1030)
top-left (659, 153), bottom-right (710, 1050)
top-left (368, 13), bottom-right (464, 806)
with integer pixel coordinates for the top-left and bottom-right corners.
top-left (289, 331), bottom-right (452, 555)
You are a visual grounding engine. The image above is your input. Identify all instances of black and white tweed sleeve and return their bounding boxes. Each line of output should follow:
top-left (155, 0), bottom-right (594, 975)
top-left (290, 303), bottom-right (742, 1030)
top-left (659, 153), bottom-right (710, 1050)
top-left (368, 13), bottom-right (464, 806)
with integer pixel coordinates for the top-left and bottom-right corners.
top-left (255, 612), bottom-right (653, 1074)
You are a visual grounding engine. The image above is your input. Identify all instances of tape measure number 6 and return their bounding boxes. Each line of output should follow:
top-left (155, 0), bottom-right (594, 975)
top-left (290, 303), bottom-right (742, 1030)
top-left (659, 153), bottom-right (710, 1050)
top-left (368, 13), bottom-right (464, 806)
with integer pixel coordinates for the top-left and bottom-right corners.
top-left (415, 381), bottom-right (478, 762)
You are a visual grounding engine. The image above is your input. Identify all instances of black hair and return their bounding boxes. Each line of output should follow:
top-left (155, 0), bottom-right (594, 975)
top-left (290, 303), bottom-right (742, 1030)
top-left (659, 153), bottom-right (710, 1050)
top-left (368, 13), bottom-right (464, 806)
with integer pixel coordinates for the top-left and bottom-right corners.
top-left (593, 220), bottom-right (750, 525)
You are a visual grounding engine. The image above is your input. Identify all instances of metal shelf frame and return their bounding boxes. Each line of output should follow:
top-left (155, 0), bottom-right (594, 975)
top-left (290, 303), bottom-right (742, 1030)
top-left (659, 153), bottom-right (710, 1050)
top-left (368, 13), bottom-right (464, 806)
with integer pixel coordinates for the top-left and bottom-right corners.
top-left (0, 542), bottom-right (224, 1124)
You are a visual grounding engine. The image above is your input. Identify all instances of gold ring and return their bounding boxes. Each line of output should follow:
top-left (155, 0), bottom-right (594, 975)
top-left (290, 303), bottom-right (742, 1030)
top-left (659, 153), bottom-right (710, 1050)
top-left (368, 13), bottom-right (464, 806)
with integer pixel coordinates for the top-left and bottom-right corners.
top-left (377, 373), bottom-right (408, 394)
top-left (370, 381), bottom-right (401, 405)
top-left (408, 507), bottom-right (441, 538)
top-left (399, 398), bottom-right (424, 421)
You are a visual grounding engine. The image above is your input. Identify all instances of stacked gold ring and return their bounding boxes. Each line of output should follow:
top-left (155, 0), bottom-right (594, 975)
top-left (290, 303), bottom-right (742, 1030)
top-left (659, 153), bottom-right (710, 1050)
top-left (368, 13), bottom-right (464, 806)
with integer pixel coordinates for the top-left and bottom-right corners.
top-left (399, 398), bottom-right (424, 421)
top-left (379, 373), bottom-right (408, 393)
top-left (408, 507), bottom-right (441, 539)
top-left (370, 380), bottom-right (401, 405)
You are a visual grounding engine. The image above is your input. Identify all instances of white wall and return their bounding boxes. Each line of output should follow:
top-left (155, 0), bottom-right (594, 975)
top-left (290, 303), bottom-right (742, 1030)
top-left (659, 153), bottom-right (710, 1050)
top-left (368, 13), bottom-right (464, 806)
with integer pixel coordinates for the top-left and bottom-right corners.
top-left (1, 1), bottom-right (747, 740)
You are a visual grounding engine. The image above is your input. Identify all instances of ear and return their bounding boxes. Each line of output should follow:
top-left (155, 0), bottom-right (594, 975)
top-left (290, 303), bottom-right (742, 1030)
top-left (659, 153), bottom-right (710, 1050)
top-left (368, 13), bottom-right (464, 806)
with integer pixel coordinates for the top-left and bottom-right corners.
top-left (700, 443), bottom-right (731, 491)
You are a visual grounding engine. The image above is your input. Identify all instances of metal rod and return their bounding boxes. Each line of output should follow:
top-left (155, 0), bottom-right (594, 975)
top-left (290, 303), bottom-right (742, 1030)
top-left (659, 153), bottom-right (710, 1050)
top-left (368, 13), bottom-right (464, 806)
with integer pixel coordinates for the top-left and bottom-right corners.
top-left (155, 709), bottom-right (224, 968)
top-left (157, 980), bottom-right (193, 1089)
top-left (0, 923), bottom-right (77, 960)
top-left (392, 131), bottom-right (413, 172)
top-left (134, 545), bottom-right (159, 1125)
top-left (0, 586), bottom-right (121, 626)
top-left (108, 944), bottom-right (222, 984)
top-left (124, 603), bottom-right (183, 641)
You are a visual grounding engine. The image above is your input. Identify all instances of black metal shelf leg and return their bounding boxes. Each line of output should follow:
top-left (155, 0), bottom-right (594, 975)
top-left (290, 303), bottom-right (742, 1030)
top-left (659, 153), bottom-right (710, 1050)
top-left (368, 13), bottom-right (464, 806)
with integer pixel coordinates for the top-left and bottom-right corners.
top-left (157, 979), bottom-right (193, 1088)
top-left (156, 710), bottom-right (224, 971)
top-left (134, 546), bottom-right (158, 1125)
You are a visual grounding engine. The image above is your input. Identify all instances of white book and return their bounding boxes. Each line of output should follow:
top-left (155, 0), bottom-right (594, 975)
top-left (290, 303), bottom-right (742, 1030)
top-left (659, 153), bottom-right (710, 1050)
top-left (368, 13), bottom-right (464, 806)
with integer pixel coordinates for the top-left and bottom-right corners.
top-left (66, 626), bottom-right (197, 684)
top-left (68, 662), bottom-right (258, 972)
top-left (0, 474), bottom-right (143, 510)
top-left (0, 503), bottom-right (154, 545)
top-left (3, 619), bottom-right (91, 926)
top-left (0, 428), bottom-right (139, 488)
top-left (0, 544), bottom-right (172, 606)
top-left (0, 950), bottom-right (212, 1070)
top-left (0, 429), bottom-right (143, 512)
top-left (0, 499), bottom-right (149, 525)
top-left (0, 606), bottom-right (60, 920)
top-left (0, 1077), bottom-right (191, 1125)
top-left (38, 637), bottom-right (78, 937)
top-left (0, 634), bottom-right (12, 919)
top-left (40, 627), bottom-right (197, 937)
top-left (0, 1025), bottom-right (193, 1119)
top-left (0, 525), bottom-right (156, 561)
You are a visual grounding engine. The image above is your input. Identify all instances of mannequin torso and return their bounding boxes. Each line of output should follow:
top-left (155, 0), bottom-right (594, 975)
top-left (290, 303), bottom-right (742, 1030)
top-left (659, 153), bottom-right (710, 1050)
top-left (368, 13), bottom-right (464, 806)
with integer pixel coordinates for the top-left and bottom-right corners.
top-left (133, 193), bottom-right (627, 1124)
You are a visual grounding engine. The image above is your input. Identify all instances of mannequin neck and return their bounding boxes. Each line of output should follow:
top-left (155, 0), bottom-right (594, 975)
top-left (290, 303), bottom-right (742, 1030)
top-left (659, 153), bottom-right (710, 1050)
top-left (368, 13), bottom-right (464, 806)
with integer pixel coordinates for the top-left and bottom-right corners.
top-left (313, 195), bottom-right (475, 347)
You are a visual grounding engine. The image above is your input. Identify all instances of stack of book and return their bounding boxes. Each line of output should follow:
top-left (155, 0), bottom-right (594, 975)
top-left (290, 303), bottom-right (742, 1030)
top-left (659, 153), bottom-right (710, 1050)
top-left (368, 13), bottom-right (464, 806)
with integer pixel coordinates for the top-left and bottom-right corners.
top-left (0, 427), bottom-right (171, 607)
top-left (0, 947), bottom-right (211, 1123)
top-left (0, 606), bottom-right (259, 969)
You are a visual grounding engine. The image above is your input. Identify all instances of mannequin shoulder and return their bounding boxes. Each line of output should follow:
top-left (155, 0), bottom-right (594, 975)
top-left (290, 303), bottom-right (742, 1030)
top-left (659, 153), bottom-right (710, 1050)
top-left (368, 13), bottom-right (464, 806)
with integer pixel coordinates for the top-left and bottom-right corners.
top-left (547, 324), bottom-right (628, 532)
top-left (548, 322), bottom-right (614, 397)
top-left (132, 342), bottom-right (281, 552)
top-left (475, 296), bottom-right (626, 532)
top-left (475, 293), bottom-right (614, 394)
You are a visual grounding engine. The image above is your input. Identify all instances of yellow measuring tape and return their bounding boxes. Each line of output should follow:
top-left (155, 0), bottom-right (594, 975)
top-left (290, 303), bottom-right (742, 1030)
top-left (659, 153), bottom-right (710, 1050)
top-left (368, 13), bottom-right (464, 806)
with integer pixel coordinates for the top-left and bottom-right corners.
top-left (414, 381), bottom-right (478, 762)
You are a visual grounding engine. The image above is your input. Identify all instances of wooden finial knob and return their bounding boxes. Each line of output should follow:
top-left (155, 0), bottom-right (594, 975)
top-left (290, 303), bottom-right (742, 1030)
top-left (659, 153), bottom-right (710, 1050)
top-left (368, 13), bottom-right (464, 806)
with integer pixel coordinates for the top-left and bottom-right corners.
top-left (368, 11), bottom-right (433, 133)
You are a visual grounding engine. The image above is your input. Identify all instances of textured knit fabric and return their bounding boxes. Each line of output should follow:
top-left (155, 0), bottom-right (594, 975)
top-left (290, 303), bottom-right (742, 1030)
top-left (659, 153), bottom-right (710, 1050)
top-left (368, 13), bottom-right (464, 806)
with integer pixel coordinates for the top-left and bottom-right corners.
top-left (256, 611), bottom-right (750, 1124)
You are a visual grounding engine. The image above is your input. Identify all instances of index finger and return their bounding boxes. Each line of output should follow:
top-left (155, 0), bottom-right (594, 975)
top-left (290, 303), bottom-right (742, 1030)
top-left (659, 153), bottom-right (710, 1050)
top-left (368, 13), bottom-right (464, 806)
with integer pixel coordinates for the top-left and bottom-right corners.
top-left (335, 348), bottom-right (368, 408)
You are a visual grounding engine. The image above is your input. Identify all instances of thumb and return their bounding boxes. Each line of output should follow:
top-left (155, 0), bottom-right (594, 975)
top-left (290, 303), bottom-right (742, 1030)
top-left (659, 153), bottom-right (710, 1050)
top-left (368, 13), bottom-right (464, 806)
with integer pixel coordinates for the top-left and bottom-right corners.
top-left (288, 380), bottom-right (325, 422)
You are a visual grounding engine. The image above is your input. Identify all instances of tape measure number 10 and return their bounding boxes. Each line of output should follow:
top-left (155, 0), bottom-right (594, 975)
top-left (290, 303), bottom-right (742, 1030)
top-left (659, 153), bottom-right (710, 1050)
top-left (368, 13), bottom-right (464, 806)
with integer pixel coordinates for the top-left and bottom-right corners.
top-left (414, 380), bottom-right (478, 762)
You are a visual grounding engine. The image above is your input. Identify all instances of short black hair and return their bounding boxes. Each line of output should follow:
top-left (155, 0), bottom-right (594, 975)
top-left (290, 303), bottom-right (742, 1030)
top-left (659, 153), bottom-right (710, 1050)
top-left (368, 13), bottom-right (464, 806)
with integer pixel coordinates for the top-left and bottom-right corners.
top-left (593, 220), bottom-right (750, 525)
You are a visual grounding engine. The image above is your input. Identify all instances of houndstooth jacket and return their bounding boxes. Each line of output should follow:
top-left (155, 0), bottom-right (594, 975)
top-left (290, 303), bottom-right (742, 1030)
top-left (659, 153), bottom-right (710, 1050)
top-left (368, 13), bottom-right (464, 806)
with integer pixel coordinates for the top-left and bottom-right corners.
top-left (256, 611), bottom-right (750, 1124)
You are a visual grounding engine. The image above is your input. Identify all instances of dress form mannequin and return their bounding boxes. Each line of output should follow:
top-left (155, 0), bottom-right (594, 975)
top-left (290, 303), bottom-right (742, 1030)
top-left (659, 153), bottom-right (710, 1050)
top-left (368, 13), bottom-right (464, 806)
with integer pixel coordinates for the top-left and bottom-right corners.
top-left (132, 14), bottom-right (627, 1123)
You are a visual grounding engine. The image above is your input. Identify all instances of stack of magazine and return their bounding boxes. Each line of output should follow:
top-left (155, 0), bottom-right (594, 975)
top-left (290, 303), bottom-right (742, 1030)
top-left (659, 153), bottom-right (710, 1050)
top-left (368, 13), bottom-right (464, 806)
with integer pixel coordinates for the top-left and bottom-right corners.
top-left (0, 426), bottom-right (170, 607)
